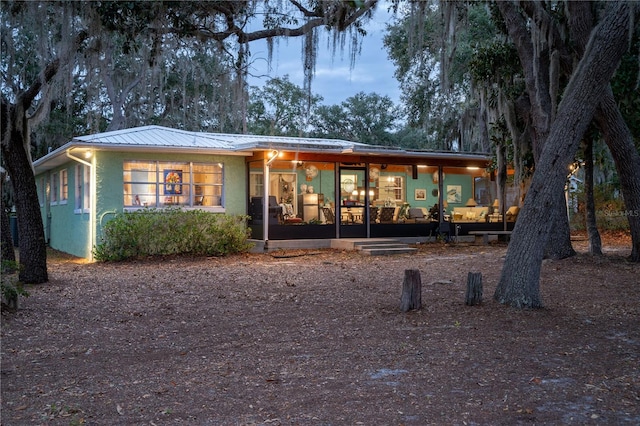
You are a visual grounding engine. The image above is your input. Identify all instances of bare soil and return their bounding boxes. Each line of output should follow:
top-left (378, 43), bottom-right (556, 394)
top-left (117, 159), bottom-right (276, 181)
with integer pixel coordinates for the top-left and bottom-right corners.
top-left (2, 232), bottom-right (639, 425)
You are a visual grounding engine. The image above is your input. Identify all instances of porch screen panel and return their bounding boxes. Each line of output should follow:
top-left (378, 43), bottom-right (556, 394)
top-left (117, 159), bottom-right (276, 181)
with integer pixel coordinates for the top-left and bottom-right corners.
top-left (249, 171), bottom-right (264, 198)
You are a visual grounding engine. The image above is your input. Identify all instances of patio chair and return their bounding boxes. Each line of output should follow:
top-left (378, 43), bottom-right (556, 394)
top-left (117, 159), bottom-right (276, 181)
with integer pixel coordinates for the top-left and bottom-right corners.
top-left (379, 206), bottom-right (395, 223)
top-left (369, 206), bottom-right (379, 223)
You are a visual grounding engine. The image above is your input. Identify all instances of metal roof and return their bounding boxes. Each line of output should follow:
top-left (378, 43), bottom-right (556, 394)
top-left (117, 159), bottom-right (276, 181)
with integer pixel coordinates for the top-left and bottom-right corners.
top-left (73, 125), bottom-right (237, 149)
top-left (33, 125), bottom-right (491, 173)
top-left (71, 125), bottom-right (366, 151)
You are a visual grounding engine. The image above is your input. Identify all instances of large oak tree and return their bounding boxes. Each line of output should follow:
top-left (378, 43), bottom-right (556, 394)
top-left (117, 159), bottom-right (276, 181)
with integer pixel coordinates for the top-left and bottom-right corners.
top-left (494, 1), bottom-right (636, 308)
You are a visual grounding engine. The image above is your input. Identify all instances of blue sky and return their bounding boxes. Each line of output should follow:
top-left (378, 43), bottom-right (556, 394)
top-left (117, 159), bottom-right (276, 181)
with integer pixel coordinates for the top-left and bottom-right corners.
top-left (247, 4), bottom-right (401, 107)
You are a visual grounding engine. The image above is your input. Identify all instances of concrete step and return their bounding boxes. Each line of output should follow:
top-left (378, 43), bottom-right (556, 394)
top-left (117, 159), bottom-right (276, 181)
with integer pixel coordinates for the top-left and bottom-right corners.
top-left (355, 240), bottom-right (417, 256)
top-left (360, 246), bottom-right (418, 256)
top-left (355, 243), bottom-right (408, 250)
top-left (330, 238), bottom-right (417, 255)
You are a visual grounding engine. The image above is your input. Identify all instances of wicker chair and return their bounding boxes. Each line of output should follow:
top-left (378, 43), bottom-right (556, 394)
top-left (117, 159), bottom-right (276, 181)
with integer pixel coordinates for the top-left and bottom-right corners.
top-left (369, 206), bottom-right (379, 223)
top-left (379, 206), bottom-right (396, 223)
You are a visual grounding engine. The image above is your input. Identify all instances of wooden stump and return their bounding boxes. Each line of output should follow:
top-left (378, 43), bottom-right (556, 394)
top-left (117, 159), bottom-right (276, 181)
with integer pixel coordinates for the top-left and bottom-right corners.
top-left (400, 269), bottom-right (422, 312)
top-left (465, 272), bottom-right (483, 306)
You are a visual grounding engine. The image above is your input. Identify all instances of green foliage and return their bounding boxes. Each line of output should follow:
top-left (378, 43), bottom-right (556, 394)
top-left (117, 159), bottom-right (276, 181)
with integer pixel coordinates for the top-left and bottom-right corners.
top-left (569, 184), bottom-right (631, 231)
top-left (469, 41), bottom-right (520, 85)
top-left (311, 92), bottom-right (401, 145)
top-left (93, 209), bottom-right (253, 261)
top-left (248, 75), bottom-right (323, 137)
top-left (1, 260), bottom-right (29, 310)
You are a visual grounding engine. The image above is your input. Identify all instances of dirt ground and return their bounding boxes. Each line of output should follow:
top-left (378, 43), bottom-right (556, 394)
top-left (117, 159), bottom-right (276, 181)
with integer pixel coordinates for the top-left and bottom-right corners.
top-left (1, 232), bottom-right (639, 425)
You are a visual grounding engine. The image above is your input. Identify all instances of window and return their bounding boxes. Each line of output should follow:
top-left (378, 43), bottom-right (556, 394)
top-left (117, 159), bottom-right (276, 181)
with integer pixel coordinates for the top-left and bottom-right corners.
top-left (380, 176), bottom-right (405, 202)
top-left (75, 165), bottom-right (82, 211)
top-left (60, 169), bottom-right (68, 203)
top-left (74, 164), bottom-right (91, 213)
top-left (83, 165), bottom-right (91, 211)
top-left (51, 172), bottom-right (59, 204)
top-left (123, 161), bottom-right (224, 208)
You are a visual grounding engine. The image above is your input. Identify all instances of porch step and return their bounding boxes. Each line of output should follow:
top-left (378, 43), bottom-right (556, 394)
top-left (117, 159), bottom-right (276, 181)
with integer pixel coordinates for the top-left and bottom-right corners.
top-left (355, 240), bottom-right (417, 256)
top-left (359, 246), bottom-right (418, 256)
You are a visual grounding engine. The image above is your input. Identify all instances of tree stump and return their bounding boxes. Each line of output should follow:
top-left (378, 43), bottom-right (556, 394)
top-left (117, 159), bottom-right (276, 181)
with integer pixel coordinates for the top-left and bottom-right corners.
top-left (465, 272), bottom-right (483, 306)
top-left (400, 269), bottom-right (422, 312)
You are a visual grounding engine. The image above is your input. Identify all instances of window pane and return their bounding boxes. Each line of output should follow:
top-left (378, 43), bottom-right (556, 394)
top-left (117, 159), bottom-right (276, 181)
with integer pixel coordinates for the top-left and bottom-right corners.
top-left (83, 166), bottom-right (91, 210)
top-left (124, 161), bottom-right (157, 207)
top-left (61, 170), bottom-right (68, 201)
top-left (192, 162), bottom-right (223, 206)
top-left (75, 165), bottom-right (82, 209)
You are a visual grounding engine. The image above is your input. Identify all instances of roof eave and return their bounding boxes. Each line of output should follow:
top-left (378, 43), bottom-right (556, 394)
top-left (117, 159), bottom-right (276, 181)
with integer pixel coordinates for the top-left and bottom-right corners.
top-left (33, 141), bottom-right (252, 174)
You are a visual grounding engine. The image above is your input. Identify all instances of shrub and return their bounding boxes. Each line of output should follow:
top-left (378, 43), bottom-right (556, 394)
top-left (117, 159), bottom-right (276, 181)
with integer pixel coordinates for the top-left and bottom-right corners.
top-left (1, 260), bottom-right (28, 310)
top-left (569, 185), bottom-right (631, 231)
top-left (94, 208), bottom-right (253, 261)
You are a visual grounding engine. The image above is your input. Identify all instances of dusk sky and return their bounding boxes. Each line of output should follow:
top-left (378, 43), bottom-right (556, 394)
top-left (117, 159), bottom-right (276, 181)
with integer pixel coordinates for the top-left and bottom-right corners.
top-left (247, 3), bottom-right (401, 107)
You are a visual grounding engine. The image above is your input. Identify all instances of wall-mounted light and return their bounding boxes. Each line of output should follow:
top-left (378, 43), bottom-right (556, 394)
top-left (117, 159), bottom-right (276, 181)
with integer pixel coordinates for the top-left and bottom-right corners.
top-left (84, 150), bottom-right (93, 159)
top-left (266, 150), bottom-right (280, 166)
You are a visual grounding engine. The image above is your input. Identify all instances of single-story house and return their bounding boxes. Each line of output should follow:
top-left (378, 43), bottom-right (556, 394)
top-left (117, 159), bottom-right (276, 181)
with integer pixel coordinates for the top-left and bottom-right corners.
top-left (33, 125), bottom-right (515, 259)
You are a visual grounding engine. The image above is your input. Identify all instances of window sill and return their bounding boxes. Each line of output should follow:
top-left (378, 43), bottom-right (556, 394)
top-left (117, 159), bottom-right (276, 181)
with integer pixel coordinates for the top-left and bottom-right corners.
top-left (123, 206), bottom-right (226, 213)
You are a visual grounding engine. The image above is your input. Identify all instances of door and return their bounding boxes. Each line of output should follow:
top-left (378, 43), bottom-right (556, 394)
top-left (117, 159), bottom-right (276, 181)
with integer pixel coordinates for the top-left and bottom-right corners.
top-left (339, 167), bottom-right (367, 238)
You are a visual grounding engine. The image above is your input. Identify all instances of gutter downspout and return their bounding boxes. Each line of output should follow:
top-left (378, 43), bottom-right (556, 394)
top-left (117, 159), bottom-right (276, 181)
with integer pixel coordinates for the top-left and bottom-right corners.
top-left (437, 166), bottom-right (445, 237)
top-left (45, 172), bottom-right (51, 245)
top-left (66, 149), bottom-right (95, 261)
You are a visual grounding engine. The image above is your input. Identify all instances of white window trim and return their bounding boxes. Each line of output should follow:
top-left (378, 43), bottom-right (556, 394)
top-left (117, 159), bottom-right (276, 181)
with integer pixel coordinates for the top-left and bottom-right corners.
top-left (51, 172), bottom-right (59, 206)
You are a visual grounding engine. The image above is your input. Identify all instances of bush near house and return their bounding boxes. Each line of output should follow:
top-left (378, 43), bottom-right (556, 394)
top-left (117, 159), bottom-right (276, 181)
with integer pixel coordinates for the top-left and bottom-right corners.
top-left (569, 185), bottom-right (632, 231)
top-left (94, 209), bottom-right (253, 261)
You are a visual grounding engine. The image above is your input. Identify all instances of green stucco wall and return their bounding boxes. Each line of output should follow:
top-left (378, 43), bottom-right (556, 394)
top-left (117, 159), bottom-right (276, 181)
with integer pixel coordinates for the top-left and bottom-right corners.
top-left (37, 151), bottom-right (248, 259)
top-left (37, 163), bottom-right (93, 259)
top-left (96, 151), bottom-right (248, 246)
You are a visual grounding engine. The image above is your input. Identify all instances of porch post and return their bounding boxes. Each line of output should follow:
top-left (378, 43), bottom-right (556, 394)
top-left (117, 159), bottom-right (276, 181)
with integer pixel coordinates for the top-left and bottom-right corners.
top-left (365, 165), bottom-right (371, 238)
top-left (263, 157), bottom-right (270, 243)
top-left (437, 166), bottom-right (445, 235)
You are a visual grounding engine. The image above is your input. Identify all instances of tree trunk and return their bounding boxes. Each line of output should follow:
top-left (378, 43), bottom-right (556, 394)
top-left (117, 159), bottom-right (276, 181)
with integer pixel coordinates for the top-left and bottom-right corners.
top-left (594, 86), bottom-right (640, 262)
top-left (544, 188), bottom-right (577, 260)
top-left (1, 102), bottom-right (48, 284)
top-left (400, 269), bottom-right (422, 312)
top-left (465, 272), bottom-right (483, 306)
top-left (497, 1), bottom-right (576, 260)
top-left (495, 2), bottom-right (632, 308)
top-left (569, 0), bottom-right (640, 262)
top-left (583, 137), bottom-right (603, 255)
